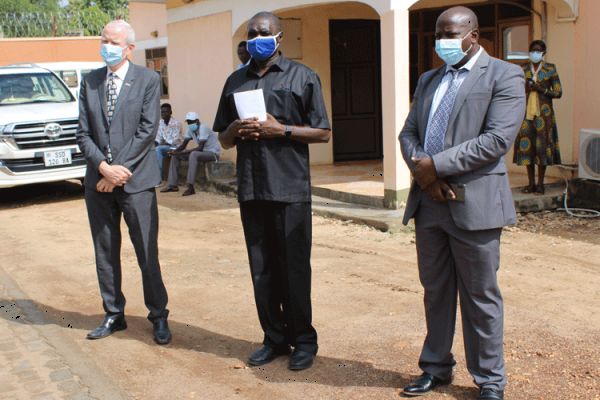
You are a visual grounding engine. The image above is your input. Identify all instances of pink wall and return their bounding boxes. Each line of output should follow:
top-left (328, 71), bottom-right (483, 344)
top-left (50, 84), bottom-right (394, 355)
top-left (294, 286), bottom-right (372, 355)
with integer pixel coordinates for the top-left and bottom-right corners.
top-left (573, 0), bottom-right (600, 160)
top-left (0, 37), bottom-right (101, 66)
top-left (166, 12), bottom-right (232, 133)
top-left (129, 2), bottom-right (168, 42)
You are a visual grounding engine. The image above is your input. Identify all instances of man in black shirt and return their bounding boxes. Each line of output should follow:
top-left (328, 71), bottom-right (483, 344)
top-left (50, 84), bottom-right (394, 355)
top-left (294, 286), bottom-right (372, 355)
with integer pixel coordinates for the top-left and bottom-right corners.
top-left (214, 11), bottom-right (331, 371)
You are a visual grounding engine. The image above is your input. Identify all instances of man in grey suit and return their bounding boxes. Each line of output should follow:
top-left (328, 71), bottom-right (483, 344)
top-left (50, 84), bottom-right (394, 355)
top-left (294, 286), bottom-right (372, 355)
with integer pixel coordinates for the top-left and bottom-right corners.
top-left (398, 7), bottom-right (525, 400)
top-left (76, 20), bottom-right (171, 345)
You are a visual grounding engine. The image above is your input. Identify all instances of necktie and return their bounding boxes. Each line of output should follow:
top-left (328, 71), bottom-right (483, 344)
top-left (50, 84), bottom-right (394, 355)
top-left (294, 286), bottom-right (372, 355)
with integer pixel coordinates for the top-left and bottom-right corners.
top-left (424, 69), bottom-right (465, 155)
top-left (106, 73), bottom-right (118, 123)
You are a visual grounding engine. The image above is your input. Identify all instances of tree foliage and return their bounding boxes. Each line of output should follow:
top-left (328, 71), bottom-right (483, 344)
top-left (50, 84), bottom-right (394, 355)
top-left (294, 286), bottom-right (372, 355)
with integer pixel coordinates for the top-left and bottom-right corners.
top-left (0, 0), bottom-right (60, 14)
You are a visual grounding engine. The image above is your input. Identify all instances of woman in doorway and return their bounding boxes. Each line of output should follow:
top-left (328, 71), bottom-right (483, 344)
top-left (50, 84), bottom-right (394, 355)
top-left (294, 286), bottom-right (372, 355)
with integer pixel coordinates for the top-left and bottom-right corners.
top-left (513, 40), bottom-right (562, 194)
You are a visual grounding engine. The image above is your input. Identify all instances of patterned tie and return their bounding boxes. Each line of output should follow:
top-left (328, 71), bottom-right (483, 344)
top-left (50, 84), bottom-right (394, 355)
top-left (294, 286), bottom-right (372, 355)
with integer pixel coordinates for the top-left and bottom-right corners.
top-left (424, 69), bottom-right (465, 155)
top-left (106, 73), bottom-right (118, 123)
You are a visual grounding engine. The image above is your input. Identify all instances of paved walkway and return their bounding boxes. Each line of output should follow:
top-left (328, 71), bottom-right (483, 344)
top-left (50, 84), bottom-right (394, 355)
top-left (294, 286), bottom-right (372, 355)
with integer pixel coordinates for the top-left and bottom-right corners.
top-left (0, 267), bottom-right (127, 400)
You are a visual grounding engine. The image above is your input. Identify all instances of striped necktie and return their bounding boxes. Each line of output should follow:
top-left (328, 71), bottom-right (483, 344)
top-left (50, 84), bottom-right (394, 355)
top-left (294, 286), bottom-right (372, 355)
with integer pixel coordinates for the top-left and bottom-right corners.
top-left (424, 69), bottom-right (465, 155)
top-left (106, 73), bottom-right (118, 123)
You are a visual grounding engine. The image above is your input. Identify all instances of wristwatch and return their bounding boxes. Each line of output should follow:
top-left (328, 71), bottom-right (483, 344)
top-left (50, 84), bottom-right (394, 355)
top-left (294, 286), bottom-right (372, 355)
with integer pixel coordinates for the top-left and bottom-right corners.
top-left (284, 125), bottom-right (293, 138)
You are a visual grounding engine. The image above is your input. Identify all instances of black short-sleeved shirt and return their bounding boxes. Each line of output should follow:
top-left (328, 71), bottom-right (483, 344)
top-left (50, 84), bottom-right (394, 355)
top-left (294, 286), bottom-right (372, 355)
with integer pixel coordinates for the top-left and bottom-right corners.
top-left (213, 55), bottom-right (330, 203)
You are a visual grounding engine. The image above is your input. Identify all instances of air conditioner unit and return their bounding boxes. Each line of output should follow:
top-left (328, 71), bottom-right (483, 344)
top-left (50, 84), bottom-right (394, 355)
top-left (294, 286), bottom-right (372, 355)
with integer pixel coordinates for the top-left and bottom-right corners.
top-left (579, 129), bottom-right (600, 181)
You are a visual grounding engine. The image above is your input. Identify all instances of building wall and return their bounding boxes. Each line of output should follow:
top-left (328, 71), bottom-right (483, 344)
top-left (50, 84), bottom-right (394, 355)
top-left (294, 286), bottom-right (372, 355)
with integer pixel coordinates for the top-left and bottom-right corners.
top-left (129, 1), bottom-right (169, 66)
top-left (0, 37), bottom-right (101, 66)
top-left (573, 0), bottom-right (600, 159)
top-left (166, 11), bottom-right (232, 149)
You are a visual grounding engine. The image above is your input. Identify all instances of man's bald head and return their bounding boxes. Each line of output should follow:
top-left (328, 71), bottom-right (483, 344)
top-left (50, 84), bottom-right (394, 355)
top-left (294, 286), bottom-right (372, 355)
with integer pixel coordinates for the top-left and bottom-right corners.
top-left (248, 11), bottom-right (282, 34)
top-left (437, 6), bottom-right (479, 32)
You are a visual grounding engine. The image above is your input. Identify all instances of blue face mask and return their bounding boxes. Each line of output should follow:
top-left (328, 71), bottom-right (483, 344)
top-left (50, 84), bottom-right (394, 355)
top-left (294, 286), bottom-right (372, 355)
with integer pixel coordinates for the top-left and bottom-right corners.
top-left (529, 51), bottom-right (544, 63)
top-left (435, 31), bottom-right (473, 66)
top-left (100, 44), bottom-right (125, 67)
top-left (189, 123), bottom-right (199, 132)
top-left (246, 32), bottom-right (281, 61)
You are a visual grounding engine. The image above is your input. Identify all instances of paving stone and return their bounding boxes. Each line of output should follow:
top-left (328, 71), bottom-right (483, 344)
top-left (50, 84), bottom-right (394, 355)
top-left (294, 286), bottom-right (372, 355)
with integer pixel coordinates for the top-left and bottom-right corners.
top-left (68, 391), bottom-right (94, 400)
top-left (11, 360), bottom-right (33, 372)
top-left (32, 393), bottom-right (56, 400)
top-left (44, 359), bottom-right (66, 370)
top-left (0, 384), bottom-right (17, 393)
top-left (0, 342), bottom-right (16, 351)
top-left (57, 379), bottom-right (81, 394)
top-left (24, 380), bottom-right (46, 393)
top-left (3, 351), bottom-right (23, 361)
top-left (49, 369), bottom-right (72, 382)
top-left (25, 341), bottom-right (47, 352)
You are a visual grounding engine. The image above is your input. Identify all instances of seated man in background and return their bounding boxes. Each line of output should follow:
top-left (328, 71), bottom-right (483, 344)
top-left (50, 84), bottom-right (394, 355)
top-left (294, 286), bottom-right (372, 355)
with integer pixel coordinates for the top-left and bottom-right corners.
top-left (155, 103), bottom-right (183, 180)
top-left (161, 111), bottom-right (220, 196)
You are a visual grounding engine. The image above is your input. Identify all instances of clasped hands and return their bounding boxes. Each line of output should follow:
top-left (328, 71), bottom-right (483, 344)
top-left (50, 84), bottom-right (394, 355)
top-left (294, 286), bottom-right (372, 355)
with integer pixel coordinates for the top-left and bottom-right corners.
top-left (412, 156), bottom-right (455, 202)
top-left (97, 161), bottom-right (132, 193)
top-left (526, 80), bottom-right (546, 93)
top-left (230, 113), bottom-right (284, 141)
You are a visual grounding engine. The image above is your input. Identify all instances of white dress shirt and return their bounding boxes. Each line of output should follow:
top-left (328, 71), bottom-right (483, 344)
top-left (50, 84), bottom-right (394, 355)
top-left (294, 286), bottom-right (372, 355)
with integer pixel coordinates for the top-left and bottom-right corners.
top-left (106, 61), bottom-right (130, 97)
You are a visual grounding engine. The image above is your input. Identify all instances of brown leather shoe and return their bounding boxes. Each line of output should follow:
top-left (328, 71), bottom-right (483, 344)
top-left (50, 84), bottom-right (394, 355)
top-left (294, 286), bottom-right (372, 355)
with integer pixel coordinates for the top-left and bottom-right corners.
top-left (160, 186), bottom-right (178, 193)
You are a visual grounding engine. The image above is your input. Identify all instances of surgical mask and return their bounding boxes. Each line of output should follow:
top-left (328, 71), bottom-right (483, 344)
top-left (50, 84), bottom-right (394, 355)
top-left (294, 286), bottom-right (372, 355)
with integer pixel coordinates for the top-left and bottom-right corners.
top-left (189, 123), bottom-right (199, 132)
top-left (246, 32), bottom-right (281, 61)
top-left (100, 44), bottom-right (125, 66)
top-left (529, 51), bottom-right (544, 63)
top-left (435, 31), bottom-right (473, 66)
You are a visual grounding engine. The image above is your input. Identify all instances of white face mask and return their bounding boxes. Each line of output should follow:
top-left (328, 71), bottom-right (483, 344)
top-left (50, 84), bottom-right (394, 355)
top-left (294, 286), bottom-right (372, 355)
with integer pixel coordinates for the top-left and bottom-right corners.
top-left (435, 30), bottom-right (473, 66)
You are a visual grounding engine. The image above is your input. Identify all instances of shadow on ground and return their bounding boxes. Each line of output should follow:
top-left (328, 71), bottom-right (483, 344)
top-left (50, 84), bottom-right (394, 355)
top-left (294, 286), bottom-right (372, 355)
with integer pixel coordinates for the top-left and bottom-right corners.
top-left (0, 298), bottom-right (477, 399)
top-left (0, 180), bottom-right (84, 210)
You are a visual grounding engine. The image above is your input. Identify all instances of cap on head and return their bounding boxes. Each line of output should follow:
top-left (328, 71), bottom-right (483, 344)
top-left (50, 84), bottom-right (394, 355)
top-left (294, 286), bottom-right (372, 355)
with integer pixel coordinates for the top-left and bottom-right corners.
top-left (185, 111), bottom-right (199, 121)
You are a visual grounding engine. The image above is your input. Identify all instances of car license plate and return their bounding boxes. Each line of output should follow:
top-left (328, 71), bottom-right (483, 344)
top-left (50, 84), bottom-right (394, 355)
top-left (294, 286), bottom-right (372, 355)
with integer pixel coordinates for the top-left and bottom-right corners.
top-left (43, 150), bottom-right (72, 167)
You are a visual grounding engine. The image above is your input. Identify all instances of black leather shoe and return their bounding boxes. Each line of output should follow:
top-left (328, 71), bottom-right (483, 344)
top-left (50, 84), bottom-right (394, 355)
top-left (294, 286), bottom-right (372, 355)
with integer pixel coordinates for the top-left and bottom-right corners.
top-left (403, 373), bottom-right (451, 397)
top-left (153, 319), bottom-right (171, 345)
top-left (248, 345), bottom-right (290, 366)
top-left (182, 184), bottom-right (195, 196)
top-left (160, 186), bottom-right (178, 193)
top-left (288, 349), bottom-right (316, 371)
top-left (479, 387), bottom-right (504, 400)
top-left (86, 314), bottom-right (127, 340)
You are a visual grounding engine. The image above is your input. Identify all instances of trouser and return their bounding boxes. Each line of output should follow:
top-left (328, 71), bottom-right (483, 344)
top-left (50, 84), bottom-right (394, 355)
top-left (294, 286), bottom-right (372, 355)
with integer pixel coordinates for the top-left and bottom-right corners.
top-left (167, 151), bottom-right (218, 187)
top-left (239, 200), bottom-right (318, 354)
top-left (155, 145), bottom-right (172, 176)
top-left (84, 187), bottom-right (169, 322)
top-left (414, 195), bottom-right (505, 390)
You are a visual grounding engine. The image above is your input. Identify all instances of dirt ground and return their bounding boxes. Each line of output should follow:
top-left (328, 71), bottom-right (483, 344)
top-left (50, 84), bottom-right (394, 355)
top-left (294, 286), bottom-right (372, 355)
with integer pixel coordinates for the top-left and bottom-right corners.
top-left (0, 181), bottom-right (599, 400)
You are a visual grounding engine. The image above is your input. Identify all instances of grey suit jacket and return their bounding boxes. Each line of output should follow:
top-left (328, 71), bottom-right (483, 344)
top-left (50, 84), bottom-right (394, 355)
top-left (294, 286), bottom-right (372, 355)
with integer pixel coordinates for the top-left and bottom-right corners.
top-left (399, 50), bottom-right (526, 231)
top-left (76, 63), bottom-right (161, 193)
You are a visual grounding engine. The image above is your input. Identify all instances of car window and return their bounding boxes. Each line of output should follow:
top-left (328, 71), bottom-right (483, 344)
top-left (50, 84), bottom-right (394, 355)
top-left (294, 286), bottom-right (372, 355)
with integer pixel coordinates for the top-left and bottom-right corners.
top-left (0, 73), bottom-right (73, 105)
top-left (57, 70), bottom-right (78, 88)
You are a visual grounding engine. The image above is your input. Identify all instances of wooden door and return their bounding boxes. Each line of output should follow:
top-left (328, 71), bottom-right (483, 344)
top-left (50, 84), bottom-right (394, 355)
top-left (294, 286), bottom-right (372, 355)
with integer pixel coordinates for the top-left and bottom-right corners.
top-left (329, 20), bottom-right (382, 161)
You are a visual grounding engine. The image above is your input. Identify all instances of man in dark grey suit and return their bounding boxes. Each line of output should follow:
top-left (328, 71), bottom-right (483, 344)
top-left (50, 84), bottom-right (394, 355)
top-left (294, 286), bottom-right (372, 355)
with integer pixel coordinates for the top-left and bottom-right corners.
top-left (76, 20), bottom-right (171, 345)
top-left (399, 7), bottom-right (525, 400)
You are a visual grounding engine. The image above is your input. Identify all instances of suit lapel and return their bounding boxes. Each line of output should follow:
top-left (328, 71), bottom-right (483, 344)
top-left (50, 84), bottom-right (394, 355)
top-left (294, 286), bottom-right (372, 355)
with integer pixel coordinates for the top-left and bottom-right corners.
top-left (445, 51), bottom-right (489, 147)
top-left (110, 63), bottom-right (137, 123)
top-left (419, 67), bottom-right (445, 143)
top-left (96, 67), bottom-right (109, 124)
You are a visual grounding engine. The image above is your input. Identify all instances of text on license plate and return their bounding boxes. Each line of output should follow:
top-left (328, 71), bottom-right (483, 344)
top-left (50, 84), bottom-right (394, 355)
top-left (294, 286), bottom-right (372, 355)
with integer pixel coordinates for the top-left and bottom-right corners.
top-left (43, 150), bottom-right (72, 167)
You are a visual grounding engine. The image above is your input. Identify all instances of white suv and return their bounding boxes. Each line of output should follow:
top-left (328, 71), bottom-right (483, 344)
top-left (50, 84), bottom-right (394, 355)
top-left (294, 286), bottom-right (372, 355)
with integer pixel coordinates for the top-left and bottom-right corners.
top-left (0, 65), bottom-right (85, 188)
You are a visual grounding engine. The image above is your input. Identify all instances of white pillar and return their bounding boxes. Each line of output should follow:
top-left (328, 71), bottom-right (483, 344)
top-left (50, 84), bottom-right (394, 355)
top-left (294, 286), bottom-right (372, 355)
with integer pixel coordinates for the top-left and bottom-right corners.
top-left (381, 6), bottom-right (412, 208)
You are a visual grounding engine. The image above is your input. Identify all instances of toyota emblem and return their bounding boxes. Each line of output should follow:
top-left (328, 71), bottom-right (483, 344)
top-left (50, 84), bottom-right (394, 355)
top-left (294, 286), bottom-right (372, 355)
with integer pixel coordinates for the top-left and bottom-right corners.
top-left (44, 123), bottom-right (62, 139)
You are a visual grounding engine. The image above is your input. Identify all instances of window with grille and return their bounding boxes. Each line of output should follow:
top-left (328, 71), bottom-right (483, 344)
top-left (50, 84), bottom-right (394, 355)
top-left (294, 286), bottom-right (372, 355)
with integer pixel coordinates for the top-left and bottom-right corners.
top-left (145, 47), bottom-right (168, 98)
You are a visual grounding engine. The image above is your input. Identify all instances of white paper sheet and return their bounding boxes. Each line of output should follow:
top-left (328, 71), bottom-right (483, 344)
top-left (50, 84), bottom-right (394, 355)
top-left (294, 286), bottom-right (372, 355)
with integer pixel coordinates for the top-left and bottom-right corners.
top-left (233, 89), bottom-right (267, 122)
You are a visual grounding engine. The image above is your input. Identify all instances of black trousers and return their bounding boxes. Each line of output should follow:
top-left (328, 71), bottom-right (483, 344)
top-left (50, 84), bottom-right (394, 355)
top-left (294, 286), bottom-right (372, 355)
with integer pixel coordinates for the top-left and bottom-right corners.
top-left (84, 187), bottom-right (169, 322)
top-left (239, 200), bottom-right (317, 354)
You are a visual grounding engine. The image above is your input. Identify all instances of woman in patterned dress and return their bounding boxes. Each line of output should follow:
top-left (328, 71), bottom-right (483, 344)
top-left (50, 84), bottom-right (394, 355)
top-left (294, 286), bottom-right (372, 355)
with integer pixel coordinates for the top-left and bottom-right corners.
top-left (513, 40), bottom-right (562, 194)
